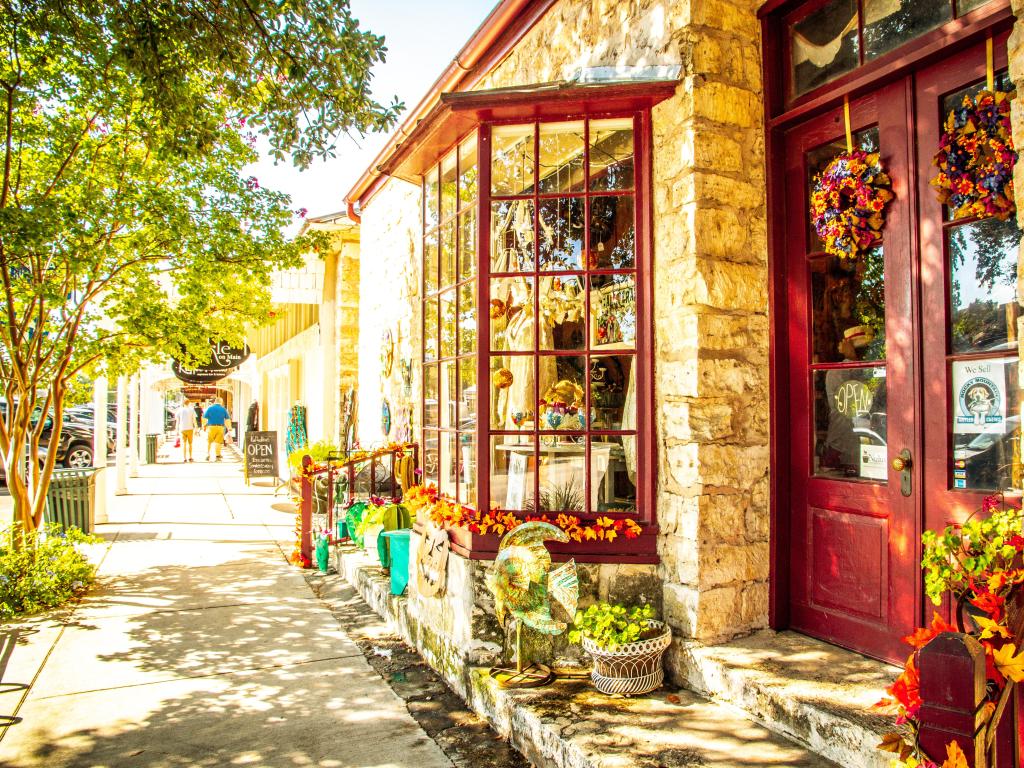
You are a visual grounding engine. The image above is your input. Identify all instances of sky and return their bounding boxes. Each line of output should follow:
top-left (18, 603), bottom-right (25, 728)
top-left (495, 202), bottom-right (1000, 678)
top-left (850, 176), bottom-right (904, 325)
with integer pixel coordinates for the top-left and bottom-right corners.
top-left (245, 0), bottom-right (497, 230)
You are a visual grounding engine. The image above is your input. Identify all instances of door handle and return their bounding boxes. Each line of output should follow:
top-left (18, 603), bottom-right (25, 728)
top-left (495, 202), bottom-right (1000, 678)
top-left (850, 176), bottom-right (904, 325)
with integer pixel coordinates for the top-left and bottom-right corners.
top-left (891, 449), bottom-right (912, 496)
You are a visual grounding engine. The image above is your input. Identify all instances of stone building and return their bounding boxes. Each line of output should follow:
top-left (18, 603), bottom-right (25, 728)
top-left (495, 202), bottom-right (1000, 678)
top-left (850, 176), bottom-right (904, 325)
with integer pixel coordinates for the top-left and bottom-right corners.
top-left (336, 0), bottom-right (1024, 763)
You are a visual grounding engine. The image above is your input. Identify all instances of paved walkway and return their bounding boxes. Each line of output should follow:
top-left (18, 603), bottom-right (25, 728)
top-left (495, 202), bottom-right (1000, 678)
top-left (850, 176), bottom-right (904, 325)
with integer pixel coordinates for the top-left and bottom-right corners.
top-left (0, 439), bottom-right (453, 768)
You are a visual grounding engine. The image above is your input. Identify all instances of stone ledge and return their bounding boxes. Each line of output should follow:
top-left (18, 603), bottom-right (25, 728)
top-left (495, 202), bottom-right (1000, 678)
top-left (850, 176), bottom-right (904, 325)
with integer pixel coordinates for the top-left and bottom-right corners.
top-left (670, 631), bottom-right (898, 768)
top-left (336, 545), bottom-right (838, 768)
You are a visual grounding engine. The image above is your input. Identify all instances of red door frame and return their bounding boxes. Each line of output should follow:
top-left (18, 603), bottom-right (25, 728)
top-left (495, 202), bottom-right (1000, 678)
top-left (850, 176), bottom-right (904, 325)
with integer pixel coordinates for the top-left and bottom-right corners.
top-left (763, 3), bottom-right (1017, 639)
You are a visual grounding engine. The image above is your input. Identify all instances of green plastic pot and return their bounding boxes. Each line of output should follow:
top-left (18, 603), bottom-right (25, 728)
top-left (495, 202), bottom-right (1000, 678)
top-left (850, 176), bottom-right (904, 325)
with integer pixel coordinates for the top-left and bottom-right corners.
top-left (380, 530), bottom-right (413, 595)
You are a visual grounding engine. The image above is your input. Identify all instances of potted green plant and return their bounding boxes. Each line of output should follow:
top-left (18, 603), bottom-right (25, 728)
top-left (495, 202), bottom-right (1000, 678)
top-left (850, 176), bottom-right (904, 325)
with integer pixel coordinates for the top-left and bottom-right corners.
top-left (569, 602), bottom-right (671, 696)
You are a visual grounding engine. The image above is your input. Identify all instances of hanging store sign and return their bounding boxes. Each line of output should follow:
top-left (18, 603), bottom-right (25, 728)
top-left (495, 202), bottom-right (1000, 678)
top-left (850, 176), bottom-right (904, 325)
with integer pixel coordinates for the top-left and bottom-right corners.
top-left (172, 341), bottom-right (250, 385)
top-left (952, 359), bottom-right (1007, 435)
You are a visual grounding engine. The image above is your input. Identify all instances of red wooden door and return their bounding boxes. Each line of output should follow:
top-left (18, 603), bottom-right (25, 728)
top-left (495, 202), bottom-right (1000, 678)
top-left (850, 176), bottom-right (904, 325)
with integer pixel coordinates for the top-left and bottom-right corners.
top-left (915, 36), bottom-right (1017, 540)
top-left (784, 35), bottom-right (1022, 667)
top-left (784, 82), bottom-right (920, 663)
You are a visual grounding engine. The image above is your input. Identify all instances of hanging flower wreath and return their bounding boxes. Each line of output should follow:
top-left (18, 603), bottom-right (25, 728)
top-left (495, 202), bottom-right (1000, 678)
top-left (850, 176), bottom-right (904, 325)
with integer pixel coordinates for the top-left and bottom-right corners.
top-left (932, 88), bottom-right (1017, 221)
top-left (809, 150), bottom-right (894, 260)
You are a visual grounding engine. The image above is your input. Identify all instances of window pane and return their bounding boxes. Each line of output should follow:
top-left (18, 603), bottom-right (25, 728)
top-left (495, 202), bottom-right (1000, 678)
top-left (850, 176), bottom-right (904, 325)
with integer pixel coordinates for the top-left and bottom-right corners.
top-left (491, 199), bottom-right (535, 272)
top-left (424, 366), bottom-right (439, 427)
top-left (440, 360), bottom-right (456, 428)
top-left (949, 217), bottom-right (1021, 354)
top-left (790, 0), bottom-right (859, 97)
top-left (957, 0), bottom-right (992, 13)
top-left (539, 197), bottom-right (584, 270)
top-left (540, 275), bottom-right (585, 351)
top-left (810, 249), bottom-right (885, 364)
top-left (440, 431), bottom-right (457, 497)
top-left (440, 220), bottom-right (457, 288)
top-left (952, 357), bottom-right (1022, 491)
top-left (491, 435), bottom-right (536, 511)
top-left (423, 429), bottom-right (439, 487)
top-left (492, 124), bottom-right (535, 196)
top-left (806, 127), bottom-right (879, 250)
top-left (424, 297), bottom-right (438, 361)
top-left (490, 277), bottom-right (535, 353)
top-left (539, 357), bottom-right (587, 434)
top-left (459, 431), bottom-right (476, 505)
top-left (491, 354), bottom-right (535, 430)
top-left (441, 149), bottom-right (457, 223)
top-left (459, 361), bottom-right (477, 429)
top-left (459, 209), bottom-right (477, 281)
top-left (592, 436), bottom-right (637, 514)
top-left (424, 167), bottom-right (439, 231)
top-left (424, 230), bottom-right (439, 295)
top-left (440, 289), bottom-right (456, 359)
top-left (813, 366), bottom-right (888, 481)
top-left (589, 118), bottom-right (634, 191)
top-left (459, 135), bottom-right (478, 208)
top-left (589, 195), bottom-right (635, 269)
top-left (538, 446), bottom-right (586, 513)
top-left (538, 121), bottom-right (585, 194)
top-left (590, 273), bottom-right (637, 349)
top-left (458, 282), bottom-right (476, 356)
top-left (863, 0), bottom-right (950, 61)
top-left (590, 355), bottom-right (636, 430)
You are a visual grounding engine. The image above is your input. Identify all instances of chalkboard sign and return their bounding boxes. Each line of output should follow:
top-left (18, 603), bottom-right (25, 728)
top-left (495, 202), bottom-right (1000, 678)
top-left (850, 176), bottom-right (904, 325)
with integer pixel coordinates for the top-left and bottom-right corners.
top-left (244, 431), bottom-right (278, 479)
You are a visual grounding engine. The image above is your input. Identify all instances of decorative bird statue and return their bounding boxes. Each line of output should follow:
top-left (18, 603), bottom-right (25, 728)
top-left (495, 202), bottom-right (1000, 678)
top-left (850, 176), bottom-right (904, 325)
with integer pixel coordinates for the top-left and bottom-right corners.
top-left (486, 521), bottom-right (579, 687)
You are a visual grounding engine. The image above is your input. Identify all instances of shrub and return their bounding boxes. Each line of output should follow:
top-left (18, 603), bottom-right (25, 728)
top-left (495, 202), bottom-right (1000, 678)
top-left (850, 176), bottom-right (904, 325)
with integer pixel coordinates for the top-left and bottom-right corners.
top-left (0, 524), bottom-right (101, 620)
top-left (568, 602), bottom-right (659, 649)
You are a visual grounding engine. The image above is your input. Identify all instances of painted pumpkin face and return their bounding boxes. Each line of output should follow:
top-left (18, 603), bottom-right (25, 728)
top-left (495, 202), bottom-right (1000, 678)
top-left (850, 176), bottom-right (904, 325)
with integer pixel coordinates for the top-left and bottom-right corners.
top-left (416, 524), bottom-right (449, 598)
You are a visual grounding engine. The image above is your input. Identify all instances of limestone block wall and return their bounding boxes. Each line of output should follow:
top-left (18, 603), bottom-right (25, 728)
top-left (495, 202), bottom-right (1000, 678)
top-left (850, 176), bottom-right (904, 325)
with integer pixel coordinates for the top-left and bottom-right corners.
top-left (476, 0), bottom-right (771, 645)
top-left (1009, 5), bottom-right (1024, 378)
top-left (356, 181), bottom-right (422, 448)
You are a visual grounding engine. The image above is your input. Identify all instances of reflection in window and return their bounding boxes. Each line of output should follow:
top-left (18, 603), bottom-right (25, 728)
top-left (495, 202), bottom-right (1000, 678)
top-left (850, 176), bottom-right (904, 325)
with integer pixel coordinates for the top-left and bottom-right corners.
top-left (491, 200), bottom-right (535, 272)
top-left (490, 435), bottom-right (536, 511)
top-left (539, 197), bottom-right (584, 270)
top-left (790, 0), bottom-right (859, 96)
top-left (592, 436), bottom-right (637, 514)
top-left (590, 355), bottom-right (636, 430)
top-left (813, 367), bottom-right (888, 481)
top-left (589, 119), bottom-right (634, 191)
top-left (811, 249), bottom-right (885, 363)
top-left (539, 122), bottom-right (585, 194)
top-left (492, 124), bottom-right (535, 196)
top-left (591, 274), bottom-right (637, 349)
top-left (949, 217), bottom-right (1021, 355)
top-left (862, 0), bottom-right (950, 61)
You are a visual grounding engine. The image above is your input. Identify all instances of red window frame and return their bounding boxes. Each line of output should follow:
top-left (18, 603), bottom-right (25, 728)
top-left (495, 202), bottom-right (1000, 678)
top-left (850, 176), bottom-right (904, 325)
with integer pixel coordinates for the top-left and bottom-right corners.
top-left (419, 107), bottom-right (657, 563)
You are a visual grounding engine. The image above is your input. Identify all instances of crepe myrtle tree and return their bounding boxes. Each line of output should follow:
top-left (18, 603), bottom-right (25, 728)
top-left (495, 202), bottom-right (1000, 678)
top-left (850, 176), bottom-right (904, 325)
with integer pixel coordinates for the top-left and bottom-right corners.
top-left (0, 0), bottom-right (401, 531)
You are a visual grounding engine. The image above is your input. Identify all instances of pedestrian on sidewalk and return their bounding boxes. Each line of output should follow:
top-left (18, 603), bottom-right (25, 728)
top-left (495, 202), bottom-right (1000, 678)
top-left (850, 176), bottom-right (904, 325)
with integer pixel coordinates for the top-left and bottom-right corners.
top-left (174, 400), bottom-right (197, 462)
top-left (193, 400), bottom-right (203, 427)
top-left (203, 398), bottom-right (230, 461)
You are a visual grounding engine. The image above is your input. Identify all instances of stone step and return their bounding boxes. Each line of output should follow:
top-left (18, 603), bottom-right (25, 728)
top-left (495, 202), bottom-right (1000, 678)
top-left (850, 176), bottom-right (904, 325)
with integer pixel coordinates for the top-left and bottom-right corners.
top-left (336, 545), bottom-right (842, 768)
top-left (669, 631), bottom-right (899, 768)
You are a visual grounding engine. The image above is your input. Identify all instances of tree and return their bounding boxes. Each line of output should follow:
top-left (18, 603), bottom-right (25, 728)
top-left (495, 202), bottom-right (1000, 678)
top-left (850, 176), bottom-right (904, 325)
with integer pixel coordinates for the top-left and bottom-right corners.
top-left (0, 1), bottom-right (401, 531)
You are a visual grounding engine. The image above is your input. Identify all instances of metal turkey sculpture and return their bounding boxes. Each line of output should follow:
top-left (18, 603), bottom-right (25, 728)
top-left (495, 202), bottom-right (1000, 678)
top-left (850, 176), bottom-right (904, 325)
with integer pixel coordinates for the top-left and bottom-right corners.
top-left (486, 521), bottom-right (579, 687)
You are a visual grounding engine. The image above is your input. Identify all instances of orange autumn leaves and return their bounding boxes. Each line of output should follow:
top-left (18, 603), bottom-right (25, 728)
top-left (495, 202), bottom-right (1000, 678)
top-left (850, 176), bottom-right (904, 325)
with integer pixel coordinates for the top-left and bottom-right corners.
top-left (403, 483), bottom-right (642, 543)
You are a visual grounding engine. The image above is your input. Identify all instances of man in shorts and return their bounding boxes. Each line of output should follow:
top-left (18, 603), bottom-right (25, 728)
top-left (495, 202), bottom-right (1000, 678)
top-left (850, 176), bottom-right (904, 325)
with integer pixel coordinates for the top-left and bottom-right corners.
top-left (203, 399), bottom-right (230, 461)
top-left (174, 400), bottom-right (197, 462)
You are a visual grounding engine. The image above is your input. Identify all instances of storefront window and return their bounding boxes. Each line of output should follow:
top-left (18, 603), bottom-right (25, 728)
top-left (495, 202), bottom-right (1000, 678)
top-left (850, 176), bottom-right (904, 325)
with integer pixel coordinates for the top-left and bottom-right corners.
top-left (423, 135), bottom-right (478, 504)
top-left (488, 117), bottom-right (640, 516)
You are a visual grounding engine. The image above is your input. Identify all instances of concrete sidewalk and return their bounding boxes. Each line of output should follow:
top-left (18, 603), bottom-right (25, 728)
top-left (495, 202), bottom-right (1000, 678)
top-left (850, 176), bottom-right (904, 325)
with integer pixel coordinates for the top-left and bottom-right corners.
top-left (0, 449), bottom-right (453, 768)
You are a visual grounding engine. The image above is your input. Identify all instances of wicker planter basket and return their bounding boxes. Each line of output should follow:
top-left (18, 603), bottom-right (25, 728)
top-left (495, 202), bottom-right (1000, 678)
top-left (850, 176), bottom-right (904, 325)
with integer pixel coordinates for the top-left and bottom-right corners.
top-left (580, 621), bottom-right (671, 696)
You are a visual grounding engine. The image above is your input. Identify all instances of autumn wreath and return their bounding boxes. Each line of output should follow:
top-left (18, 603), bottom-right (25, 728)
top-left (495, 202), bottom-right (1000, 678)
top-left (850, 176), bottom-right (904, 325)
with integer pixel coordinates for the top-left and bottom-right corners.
top-left (932, 88), bottom-right (1017, 221)
top-left (809, 150), bottom-right (894, 260)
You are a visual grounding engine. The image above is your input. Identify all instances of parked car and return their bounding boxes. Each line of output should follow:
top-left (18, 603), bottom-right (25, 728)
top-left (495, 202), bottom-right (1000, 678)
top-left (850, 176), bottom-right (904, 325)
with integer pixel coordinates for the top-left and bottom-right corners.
top-left (0, 404), bottom-right (114, 481)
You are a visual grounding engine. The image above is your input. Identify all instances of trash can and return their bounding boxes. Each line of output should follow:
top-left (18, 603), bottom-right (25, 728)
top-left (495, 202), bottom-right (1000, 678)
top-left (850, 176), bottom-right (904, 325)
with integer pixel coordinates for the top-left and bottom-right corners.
top-left (145, 434), bottom-right (158, 464)
top-left (380, 530), bottom-right (412, 595)
top-left (44, 468), bottom-right (97, 534)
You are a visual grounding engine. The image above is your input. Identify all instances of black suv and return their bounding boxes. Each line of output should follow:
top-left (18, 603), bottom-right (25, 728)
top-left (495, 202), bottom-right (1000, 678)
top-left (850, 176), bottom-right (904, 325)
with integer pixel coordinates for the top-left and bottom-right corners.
top-left (0, 405), bottom-right (108, 477)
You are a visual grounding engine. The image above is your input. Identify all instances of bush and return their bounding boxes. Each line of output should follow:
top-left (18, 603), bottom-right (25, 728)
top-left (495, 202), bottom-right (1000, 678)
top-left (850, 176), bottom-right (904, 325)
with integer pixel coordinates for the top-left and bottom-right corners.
top-left (568, 602), bottom-right (659, 649)
top-left (0, 524), bottom-right (101, 620)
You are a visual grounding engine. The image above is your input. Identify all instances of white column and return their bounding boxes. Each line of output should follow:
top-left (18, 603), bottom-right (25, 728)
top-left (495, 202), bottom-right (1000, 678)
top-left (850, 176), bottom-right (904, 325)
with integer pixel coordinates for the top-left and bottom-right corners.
top-left (128, 374), bottom-right (139, 476)
top-left (92, 376), bottom-right (109, 524)
top-left (115, 376), bottom-right (128, 495)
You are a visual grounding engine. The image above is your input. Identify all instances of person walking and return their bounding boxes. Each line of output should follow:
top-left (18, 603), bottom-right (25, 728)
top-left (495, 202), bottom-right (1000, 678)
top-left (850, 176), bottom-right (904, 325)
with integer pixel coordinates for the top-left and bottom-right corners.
top-left (174, 400), bottom-right (197, 462)
top-left (203, 399), bottom-right (230, 461)
top-left (193, 400), bottom-right (203, 427)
